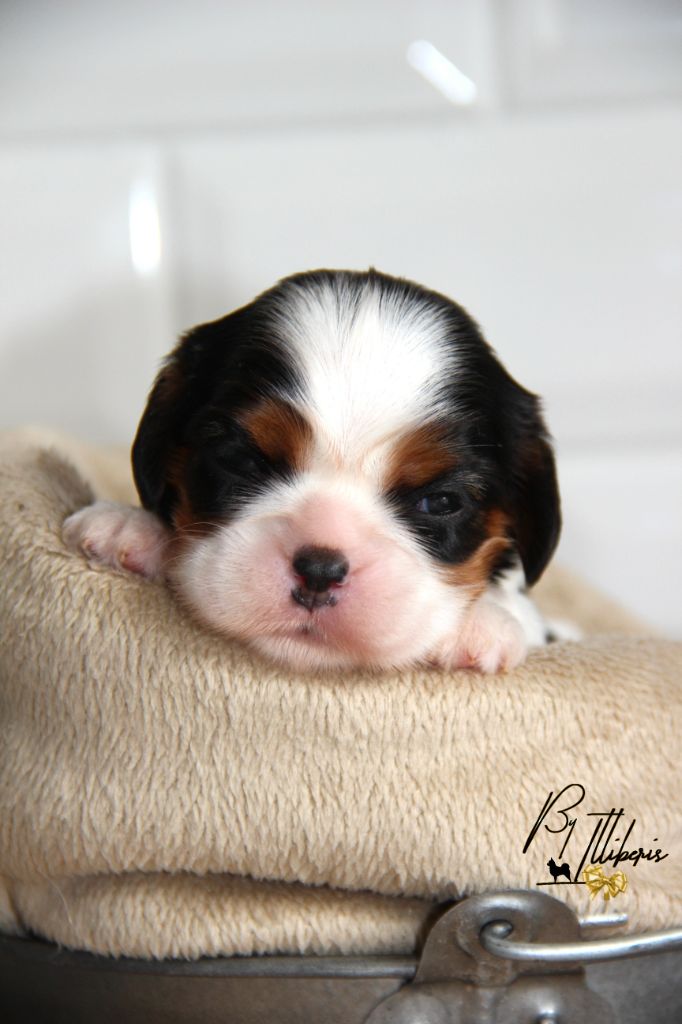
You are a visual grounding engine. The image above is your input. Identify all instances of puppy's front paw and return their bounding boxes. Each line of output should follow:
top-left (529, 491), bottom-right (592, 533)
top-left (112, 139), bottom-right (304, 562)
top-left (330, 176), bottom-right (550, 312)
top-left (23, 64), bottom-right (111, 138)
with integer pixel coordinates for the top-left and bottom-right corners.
top-left (63, 501), bottom-right (168, 579)
top-left (429, 599), bottom-right (528, 674)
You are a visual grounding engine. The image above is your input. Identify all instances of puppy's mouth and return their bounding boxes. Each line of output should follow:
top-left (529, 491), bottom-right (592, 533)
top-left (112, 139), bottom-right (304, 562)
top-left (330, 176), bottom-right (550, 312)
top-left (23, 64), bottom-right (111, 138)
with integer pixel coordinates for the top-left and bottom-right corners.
top-left (291, 600), bottom-right (337, 640)
top-left (290, 585), bottom-right (339, 612)
top-left (276, 601), bottom-right (343, 646)
top-left (293, 623), bottom-right (326, 641)
top-left (268, 622), bottom-right (331, 650)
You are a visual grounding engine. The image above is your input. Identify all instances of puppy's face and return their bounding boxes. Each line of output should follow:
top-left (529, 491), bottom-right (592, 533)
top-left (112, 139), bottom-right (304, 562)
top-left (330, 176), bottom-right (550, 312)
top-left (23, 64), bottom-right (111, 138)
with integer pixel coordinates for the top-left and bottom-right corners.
top-left (133, 270), bottom-right (559, 670)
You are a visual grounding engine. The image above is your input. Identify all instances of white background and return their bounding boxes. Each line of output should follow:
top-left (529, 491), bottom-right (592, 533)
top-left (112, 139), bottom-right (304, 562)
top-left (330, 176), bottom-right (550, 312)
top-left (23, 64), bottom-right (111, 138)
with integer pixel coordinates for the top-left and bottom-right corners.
top-left (1, 0), bottom-right (680, 634)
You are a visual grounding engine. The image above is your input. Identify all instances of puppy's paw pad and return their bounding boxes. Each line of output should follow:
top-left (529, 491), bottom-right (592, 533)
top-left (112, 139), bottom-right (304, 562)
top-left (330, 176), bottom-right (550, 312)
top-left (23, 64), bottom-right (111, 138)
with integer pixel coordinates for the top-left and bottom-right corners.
top-left (431, 602), bottom-right (528, 674)
top-left (62, 502), bottom-right (167, 579)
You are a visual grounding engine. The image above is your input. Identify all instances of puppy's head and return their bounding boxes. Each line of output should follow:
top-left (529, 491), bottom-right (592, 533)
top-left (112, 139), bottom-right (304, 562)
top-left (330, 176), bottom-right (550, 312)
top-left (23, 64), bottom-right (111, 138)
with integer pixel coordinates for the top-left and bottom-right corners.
top-left (133, 269), bottom-right (560, 670)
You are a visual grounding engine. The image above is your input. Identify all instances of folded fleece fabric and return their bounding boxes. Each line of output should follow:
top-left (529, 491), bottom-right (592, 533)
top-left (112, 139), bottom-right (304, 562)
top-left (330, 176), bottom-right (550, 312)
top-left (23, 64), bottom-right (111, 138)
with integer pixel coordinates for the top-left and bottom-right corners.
top-left (0, 429), bottom-right (680, 959)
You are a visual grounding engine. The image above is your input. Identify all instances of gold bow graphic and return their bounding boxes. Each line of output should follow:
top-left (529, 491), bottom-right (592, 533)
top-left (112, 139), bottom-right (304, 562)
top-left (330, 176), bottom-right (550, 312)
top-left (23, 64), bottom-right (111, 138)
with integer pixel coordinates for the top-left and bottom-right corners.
top-left (583, 863), bottom-right (628, 900)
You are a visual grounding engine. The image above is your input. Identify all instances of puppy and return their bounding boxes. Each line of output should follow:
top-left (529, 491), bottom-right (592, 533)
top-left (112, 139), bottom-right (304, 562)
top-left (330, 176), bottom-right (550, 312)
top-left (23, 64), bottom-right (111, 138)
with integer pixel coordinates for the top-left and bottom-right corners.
top-left (63, 269), bottom-right (560, 673)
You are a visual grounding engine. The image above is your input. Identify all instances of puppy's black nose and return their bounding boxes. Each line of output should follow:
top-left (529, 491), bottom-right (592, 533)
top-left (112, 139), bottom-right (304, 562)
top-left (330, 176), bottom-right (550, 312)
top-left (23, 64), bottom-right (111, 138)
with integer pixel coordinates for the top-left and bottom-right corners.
top-left (292, 546), bottom-right (349, 593)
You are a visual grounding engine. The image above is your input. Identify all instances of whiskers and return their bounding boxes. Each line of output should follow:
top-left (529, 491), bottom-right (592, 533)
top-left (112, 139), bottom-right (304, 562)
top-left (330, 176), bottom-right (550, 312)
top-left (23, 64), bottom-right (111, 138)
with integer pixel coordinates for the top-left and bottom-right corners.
top-left (172, 520), bottom-right (218, 538)
top-left (162, 520), bottom-right (218, 566)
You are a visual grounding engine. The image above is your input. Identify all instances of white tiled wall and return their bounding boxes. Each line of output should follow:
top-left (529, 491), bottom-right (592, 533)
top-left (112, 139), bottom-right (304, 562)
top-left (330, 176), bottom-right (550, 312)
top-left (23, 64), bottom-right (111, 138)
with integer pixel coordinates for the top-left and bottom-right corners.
top-left (0, 144), bottom-right (173, 440)
top-left (1, 0), bottom-right (680, 635)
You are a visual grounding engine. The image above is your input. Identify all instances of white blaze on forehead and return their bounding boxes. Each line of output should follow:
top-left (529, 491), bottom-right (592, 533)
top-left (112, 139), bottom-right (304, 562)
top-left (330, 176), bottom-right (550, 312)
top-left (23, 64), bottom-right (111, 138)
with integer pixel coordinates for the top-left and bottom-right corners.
top-left (272, 277), bottom-right (455, 461)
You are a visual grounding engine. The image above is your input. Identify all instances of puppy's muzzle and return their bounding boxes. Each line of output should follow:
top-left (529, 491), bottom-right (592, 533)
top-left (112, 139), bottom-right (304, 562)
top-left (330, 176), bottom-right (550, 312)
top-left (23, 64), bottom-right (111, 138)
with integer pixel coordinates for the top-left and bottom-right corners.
top-left (291, 545), bottom-right (349, 612)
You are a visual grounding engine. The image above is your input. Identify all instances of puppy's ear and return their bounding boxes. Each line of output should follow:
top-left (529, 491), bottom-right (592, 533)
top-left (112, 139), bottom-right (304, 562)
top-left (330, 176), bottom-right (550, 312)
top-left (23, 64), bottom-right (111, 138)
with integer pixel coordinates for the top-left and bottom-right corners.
top-left (132, 320), bottom-right (229, 521)
top-left (131, 355), bottom-right (185, 521)
top-left (506, 406), bottom-right (561, 586)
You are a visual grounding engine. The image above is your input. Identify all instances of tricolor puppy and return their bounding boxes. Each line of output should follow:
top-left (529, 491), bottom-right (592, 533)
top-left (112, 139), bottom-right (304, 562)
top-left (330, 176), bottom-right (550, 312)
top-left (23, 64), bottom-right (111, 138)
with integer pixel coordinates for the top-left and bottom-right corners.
top-left (64, 269), bottom-right (561, 673)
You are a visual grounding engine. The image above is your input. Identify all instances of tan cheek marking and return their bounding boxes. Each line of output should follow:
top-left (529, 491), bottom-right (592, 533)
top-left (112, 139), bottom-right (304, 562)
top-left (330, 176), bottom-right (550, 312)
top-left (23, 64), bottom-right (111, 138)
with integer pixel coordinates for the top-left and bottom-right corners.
top-left (165, 446), bottom-right (216, 540)
top-left (384, 423), bottom-right (457, 493)
top-left (239, 398), bottom-right (313, 471)
top-left (443, 508), bottom-right (512, 598)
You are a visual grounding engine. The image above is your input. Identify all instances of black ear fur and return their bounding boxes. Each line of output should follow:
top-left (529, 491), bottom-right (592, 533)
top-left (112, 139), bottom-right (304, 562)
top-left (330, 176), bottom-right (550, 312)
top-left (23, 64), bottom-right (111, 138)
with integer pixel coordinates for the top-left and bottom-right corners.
top-left (131, 315), bottom-right (240, 521)
top-left (505, 399), bottom-right (561, 586)
top-left (131, 355), bottom-right (184, 520)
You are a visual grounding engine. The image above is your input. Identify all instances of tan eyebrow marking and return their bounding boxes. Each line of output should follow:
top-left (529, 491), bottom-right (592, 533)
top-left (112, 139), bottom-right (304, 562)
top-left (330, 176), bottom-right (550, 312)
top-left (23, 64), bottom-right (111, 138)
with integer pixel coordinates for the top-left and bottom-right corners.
top-left (383, 422), bottom-right (457, 493)
top-left (239, 397), bottom-right (313, 471)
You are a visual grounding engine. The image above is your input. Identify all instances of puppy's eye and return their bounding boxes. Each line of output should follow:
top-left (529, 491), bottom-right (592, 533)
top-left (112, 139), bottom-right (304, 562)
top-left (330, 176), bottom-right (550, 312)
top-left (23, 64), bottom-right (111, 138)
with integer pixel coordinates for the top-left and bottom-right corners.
top-left (233, 453), bottom-right (262, 477)
top-left (416, 493), bottom-right (461, 516)
top-left (208, 448), bottom-right (264, 480)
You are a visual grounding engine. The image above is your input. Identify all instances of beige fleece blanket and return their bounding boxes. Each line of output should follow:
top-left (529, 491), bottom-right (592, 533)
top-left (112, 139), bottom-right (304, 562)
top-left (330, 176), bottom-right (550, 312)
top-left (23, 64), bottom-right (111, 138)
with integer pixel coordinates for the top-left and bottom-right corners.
top-left (0, 429), bottom-right (680, 959)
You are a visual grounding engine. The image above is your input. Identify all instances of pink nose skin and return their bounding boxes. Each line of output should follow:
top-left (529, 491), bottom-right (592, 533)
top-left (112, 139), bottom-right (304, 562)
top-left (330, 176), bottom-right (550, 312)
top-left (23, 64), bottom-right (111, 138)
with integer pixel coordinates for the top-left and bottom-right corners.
top-left (291, 545), bottom-right (349, 612)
